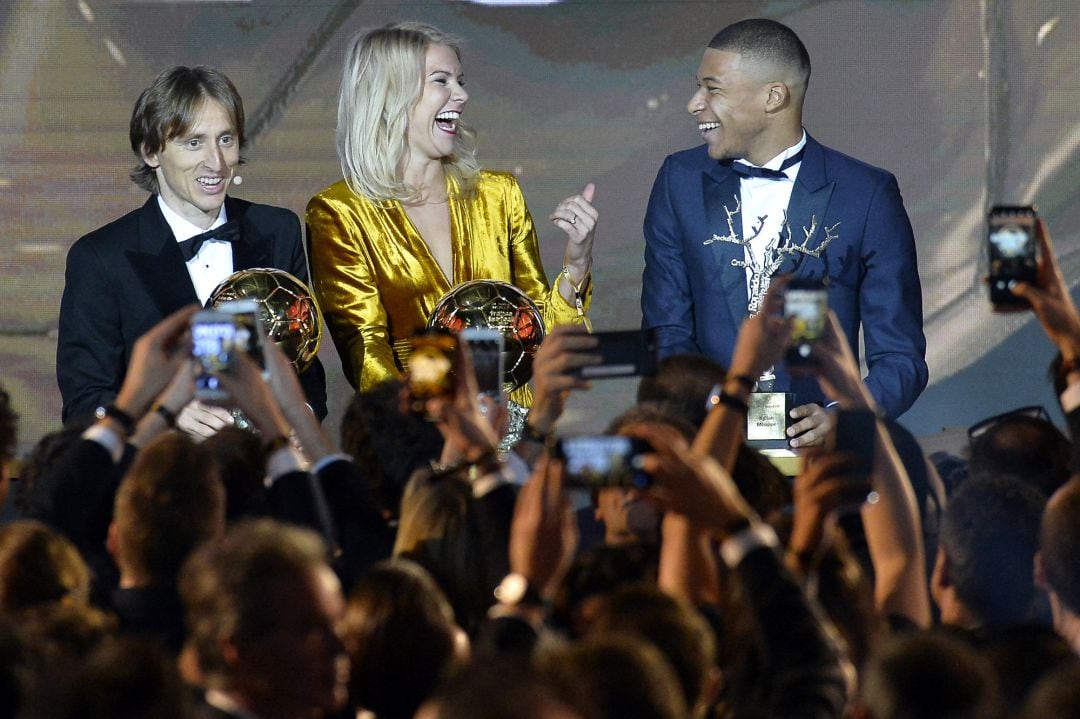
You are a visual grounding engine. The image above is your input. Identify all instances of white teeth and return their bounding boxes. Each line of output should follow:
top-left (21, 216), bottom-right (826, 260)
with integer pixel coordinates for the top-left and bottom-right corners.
top-left (197, 177), bottom-right (223, 186)
top-left (435, 111), bottom-right (461, 121)
top-left (698, 122), bottom-right (720, 133)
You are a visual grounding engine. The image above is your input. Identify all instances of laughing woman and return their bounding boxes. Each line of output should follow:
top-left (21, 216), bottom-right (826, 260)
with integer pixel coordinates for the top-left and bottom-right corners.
top-left (307, 22), bottom-right (596, 410)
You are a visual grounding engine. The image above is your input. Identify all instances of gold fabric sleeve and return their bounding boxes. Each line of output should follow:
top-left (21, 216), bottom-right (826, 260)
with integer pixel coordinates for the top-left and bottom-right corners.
top-left (306, 171), bottom-right (591, 406)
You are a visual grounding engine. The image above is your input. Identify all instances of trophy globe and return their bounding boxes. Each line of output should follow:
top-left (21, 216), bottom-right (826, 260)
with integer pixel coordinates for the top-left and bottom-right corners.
top-left (206, 268), bottom-right (322, 373)
top-left (427, 279), bottom-right (545, 392)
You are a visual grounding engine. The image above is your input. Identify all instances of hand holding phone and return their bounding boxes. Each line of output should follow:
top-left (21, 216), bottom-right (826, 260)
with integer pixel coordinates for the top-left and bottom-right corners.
top-left (988, 205), bottom-right (1038, 309)
top-left (460, 327), bottom-right (506, 403)
top-left (571, 329), bottom-right (658, 379)
top-left (830, 408), bottom-right (877, 486)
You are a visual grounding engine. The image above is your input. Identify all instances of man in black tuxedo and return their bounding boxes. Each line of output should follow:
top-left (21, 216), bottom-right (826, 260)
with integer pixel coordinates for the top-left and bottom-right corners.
top-left (57, 65), bottom-right (326, 425)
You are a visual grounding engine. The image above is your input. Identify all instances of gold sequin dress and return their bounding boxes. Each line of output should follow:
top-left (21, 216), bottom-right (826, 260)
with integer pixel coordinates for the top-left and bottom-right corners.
top-left (306, 170), bottom-right (589, 406)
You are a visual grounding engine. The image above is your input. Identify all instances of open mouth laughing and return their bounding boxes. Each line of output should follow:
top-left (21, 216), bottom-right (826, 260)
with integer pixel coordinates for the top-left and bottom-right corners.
top-left (698, 121), bottom-right (720, 137)
top-left (435, 110), bottom-right (460, 134)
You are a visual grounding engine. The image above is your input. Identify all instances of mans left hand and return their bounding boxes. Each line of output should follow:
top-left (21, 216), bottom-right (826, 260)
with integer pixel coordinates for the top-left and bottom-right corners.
top-left (787, 403), bottom-right (834, 448)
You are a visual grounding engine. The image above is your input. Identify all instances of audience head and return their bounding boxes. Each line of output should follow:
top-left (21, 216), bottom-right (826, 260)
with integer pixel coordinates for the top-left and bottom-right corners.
top-left (550, 543), bottom-right (658, 638)
top-left (31, 636), bottom-right (190, 719)
top-left (336, 22), bottom-right (479, 201)
top-left (589, 584), bottom-right (718, 717)
top-left (1022, 662), bottom-right (1080, 719)
top-left (11, 418), bottom-right (91, 517)
top-left (968, 410), bottom-right (1072, 497)
top-left (110, 431), bottom-right (225, 587)
top-left (417, 659), bottom-right (584, 719)
top-left (200, 426), bottom-right (268, 521)
top-left (343, 558), bottom-right (463, 719)
top-left (340, 380), bottom-right (445, 520)
top-left (393, 467), bottom-right (489, 633)
top-left (180, 519), bottom-right (348, 718)
top-left (636, 354), bottom-right (726, 429)
top-left (0, 520), bottom-right (89, 614)
top-left (858, 629), bottom-right (1002, 719)
top-left (541, 635), bottom-right (687, 719)
top-left (933, 476), bottom-right (1045, 628)
top-left (1038, 477), bottom-right (1080, 624)
top-left (129, 65), bottom-right (245, 194)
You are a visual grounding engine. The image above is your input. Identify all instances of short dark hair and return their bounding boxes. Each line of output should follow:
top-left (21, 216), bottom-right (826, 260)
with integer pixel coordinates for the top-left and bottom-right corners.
top-left (968, 414), bottom-right (1073, 498)
top-left (179, 519), bottom-right (326, 686)
top-left (708, 18), bottom-right (811, 86)
top-left (129, 65), bottom-right (245, 193)
top-left (636, 354), bottom-right (727, 429)
top-left (861, 629), bottom-right (1002, 719)
top-left (940, 477), bottom-right (1045, 627)
top-left (1041, 478), bottom-right (1080, 616)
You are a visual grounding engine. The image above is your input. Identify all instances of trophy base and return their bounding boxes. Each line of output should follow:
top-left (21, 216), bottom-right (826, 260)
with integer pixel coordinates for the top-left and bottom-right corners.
top-left (745, 391), bottom-right (795, 452)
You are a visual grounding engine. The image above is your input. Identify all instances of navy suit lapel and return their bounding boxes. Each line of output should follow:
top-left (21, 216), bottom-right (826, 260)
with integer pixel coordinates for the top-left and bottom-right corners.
top-left (126, 197), bottom-right (202, 313)
top-left (780, 136), bottom-right (836, 279)
top-left (227, 197), bottom-right (273, 271)
top-left (702, 164), bottom-right (750, 327)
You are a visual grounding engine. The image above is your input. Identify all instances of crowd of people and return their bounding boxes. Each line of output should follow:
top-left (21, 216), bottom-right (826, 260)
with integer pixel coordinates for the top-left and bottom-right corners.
top-left (2, 215), bottom-right (1080, 719)
top-left (2, 12), bottom-right (1077, 719)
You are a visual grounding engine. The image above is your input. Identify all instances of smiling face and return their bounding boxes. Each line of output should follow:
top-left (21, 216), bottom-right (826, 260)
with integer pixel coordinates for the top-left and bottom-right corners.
top-left (407, 43), bottom-right (468, 164)
top-left (687, 48), bottom-right (771, 163)
top-left (143, 98), bottom-right (239, 228)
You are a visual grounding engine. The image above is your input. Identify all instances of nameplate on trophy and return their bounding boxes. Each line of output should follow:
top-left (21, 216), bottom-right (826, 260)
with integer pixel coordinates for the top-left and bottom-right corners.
top-left (746, 391), bottom-right (794, 449)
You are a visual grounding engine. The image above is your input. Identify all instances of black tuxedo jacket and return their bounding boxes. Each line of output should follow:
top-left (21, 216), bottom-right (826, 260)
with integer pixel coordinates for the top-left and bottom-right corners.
top-left (57, 195), bottom-right (327, 422)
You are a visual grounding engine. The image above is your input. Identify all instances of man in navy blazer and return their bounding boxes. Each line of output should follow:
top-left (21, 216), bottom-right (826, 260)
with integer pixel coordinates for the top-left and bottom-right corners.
top-left (57, 66), bottom-right (326, 423)
top-left (642, 18), bottom-right (927, 444)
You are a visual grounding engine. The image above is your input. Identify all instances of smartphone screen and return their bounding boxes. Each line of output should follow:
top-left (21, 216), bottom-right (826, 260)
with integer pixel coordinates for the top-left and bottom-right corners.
top-left (784, 280), bottom-right (828, 366)
top-left (461, 327), bottom-right (505, 400)
top-left (988, 205), bottom-right (1038, 308)
top-left (216, 299), bottom-right (265, 371)
top-left (192, 310), bottom-right (236, 401)
top-left (407, 329), bottom-right (457, 413)
top-left (556, 435), bottom-right (651, 490)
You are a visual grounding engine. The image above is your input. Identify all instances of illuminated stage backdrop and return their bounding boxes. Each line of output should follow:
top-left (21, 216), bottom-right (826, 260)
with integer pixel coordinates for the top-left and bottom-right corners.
top-left (1, 1), bottom-right (1077, 452)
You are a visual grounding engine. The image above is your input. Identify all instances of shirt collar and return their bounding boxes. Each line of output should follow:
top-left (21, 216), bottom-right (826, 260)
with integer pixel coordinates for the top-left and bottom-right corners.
top-left (157, 195), bottom-right (228, 244)
top-left (738, 129), bottom-right (808, 172)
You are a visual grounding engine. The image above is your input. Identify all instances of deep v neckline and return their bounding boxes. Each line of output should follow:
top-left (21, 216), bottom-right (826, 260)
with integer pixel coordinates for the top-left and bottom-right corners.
top-left (399, 190), bottom-right (459, 290)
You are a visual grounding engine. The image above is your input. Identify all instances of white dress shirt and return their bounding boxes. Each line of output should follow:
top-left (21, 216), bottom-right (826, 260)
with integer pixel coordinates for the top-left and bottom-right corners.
top-left (157, 195), bottom-right (234, 305)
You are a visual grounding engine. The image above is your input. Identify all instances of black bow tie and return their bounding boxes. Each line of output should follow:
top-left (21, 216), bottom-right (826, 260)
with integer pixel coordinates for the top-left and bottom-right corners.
top-left (176, 221), bottom-right (241, 261)
top-left (728, 149), bottom-right (805, 180)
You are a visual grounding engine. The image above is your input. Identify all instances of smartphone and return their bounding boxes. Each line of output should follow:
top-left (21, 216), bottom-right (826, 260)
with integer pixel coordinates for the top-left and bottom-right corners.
top-left (555, 435), bottom-right (652, 490)
top-left (987, 205), bottom-right (1038, 308)
top-left (573, 329), bottom-right (658, 379)
top-left (460, 327), bottom-right (505, 401)
top-left (406, 328), bottom-right (457, 413)
top-left (784, 279), bottom-right (828, 366)
top-left (191, 309), bottom-right (238, 402)
top-left (832, 409), bottom-right (878, 485)
top-left (216, 299), bottom-right (265, 371)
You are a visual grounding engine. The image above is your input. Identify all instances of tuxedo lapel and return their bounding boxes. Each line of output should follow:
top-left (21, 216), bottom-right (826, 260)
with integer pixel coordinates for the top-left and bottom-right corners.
top-left (126, 197), bottom-right (201, 313)
top-left (227, 197), bottom-right (274, 271)
top-left (781, 135), bottom-right (836, 278)
top-left (702, 164), bottom-right (750, 328)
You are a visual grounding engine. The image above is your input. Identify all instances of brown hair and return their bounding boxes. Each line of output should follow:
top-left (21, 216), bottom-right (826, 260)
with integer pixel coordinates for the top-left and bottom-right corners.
top-left (0, 520), bottom-right (89, 613)
top-left (128, 65), bottom-right (245, 193)
top-left (113, 432), bottom-right (224, 585)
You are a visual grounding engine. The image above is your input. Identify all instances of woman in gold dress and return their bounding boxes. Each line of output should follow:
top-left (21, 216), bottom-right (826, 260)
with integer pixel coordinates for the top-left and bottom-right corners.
top-left (306, 22), bottom-right (596, 407)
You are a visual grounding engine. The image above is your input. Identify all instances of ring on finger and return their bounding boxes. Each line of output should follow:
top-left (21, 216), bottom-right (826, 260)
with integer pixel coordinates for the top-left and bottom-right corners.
top-left (569, 214), bottom-right (577, 225)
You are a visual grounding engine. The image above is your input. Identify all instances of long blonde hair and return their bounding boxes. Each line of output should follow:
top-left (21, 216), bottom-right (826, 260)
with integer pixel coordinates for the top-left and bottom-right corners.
top-left (337, 22), bottom-right (480, 203)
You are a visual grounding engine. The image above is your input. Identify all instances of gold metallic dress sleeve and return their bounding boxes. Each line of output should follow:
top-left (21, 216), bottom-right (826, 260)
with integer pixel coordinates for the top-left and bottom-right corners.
top-left (306, 171), bottom-right (590, 407)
